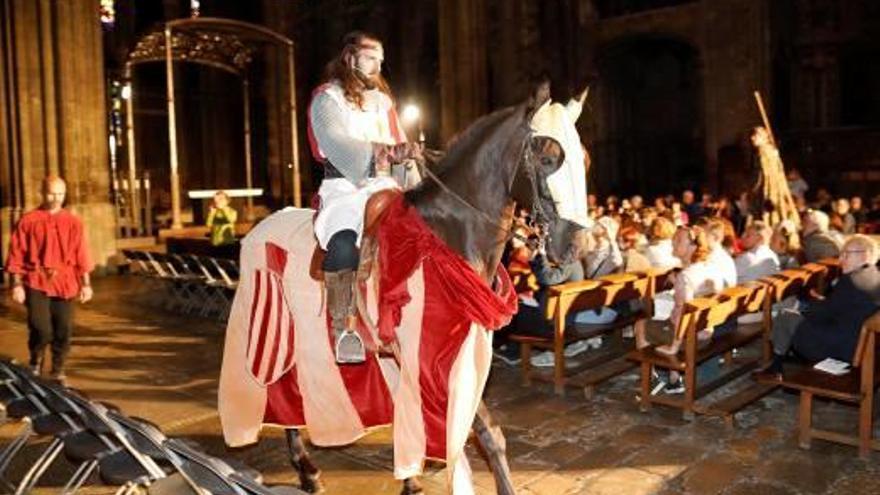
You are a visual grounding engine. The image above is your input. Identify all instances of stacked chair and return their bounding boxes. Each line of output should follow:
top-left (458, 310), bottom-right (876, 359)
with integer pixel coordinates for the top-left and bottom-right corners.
top-left (0, 359), bottom-right (304, 494)
top-left (121, 250), bottom-right (239, 321)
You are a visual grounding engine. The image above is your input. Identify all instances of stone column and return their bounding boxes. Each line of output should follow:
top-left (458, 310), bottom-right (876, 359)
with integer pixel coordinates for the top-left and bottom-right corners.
top-left (438, 0), bottom-right (488, 141)
top-left (0, 0), bottom-right (116, 270)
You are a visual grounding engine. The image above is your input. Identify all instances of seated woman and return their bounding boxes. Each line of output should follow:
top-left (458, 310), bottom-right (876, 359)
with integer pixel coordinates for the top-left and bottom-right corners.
top-left (644, 217), bottom-right (681, 270)
top-left (634, 225), bottom-right (725, 355)
top-left (575, 217), bottom-right (624, 327)
top-left (584, 216), bottom-right (623, 278)
top-left (508, 229), bottom-right (595, 367)
top-left (206, 191), bottom-right (237, 246)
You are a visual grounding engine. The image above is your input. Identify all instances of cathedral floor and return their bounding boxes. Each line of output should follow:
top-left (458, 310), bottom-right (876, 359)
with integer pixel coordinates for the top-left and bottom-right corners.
top-left (1, 275), bottom-right (877, 495)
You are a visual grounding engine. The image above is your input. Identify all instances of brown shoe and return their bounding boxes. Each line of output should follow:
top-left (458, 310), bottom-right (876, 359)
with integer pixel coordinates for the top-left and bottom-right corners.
top-left (49, 369), bottom-right (67, 386)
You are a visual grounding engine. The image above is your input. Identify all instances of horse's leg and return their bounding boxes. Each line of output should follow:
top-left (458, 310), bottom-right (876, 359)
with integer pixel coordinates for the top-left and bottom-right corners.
top-left (285, 428), bottom-right (323, 493)
top-left (472, 400), bottom-right (516, 495)
top-left (400, 477), bottom-right (423, 494)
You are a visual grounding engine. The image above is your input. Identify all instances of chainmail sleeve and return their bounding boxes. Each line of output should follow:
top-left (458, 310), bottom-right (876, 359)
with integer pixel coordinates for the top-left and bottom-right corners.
top-left (309, 91), bottom-right (374, 184)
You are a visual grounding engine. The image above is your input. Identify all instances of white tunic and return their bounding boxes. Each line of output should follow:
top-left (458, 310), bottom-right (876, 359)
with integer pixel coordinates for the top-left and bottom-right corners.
top-left (308, 82), bottom-right (404, 249)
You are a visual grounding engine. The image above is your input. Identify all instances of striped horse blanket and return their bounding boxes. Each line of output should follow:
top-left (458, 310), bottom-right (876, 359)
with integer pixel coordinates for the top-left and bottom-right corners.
top-left (218, 197), bottom-right (517, 493)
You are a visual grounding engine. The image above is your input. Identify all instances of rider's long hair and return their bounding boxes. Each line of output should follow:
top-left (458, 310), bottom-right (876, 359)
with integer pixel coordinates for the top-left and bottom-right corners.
top-left (324, 31), bottom-right (392, 110)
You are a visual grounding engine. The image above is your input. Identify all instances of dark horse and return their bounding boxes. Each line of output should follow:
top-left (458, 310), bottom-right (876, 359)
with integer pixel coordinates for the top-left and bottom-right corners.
top-left (283, 87), bottom-right (582, 494)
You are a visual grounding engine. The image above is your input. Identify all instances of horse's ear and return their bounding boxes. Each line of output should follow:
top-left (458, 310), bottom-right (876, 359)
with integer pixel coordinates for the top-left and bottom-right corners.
top-left (525, 79), bottom-right (551, 121)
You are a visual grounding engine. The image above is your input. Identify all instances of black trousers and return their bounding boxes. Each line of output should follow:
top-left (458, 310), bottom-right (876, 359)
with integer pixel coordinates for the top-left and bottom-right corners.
top-left (26, 287), bottom-right (73, 373)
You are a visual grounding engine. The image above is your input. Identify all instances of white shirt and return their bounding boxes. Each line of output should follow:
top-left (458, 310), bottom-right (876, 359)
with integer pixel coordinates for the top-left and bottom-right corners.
top-left (708, 244), bottom-right (737, 289)
top-left (645, 240), bottom-right (681, 270)
top-left (735, 244), bottom-right (780, 284)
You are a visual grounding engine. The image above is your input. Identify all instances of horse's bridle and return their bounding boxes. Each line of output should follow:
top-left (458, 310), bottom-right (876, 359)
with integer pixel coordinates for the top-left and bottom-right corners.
top-left (418, 131), bottom-right (556, 246)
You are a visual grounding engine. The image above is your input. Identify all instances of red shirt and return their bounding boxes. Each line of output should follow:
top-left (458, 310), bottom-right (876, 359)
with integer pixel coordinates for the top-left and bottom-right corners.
top-left (5, 208), bottom-right (93, 299)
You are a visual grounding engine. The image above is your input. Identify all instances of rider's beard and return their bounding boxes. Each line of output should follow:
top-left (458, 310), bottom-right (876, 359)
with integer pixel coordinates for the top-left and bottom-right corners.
top-left (353, 67), bottom-right (378, 90)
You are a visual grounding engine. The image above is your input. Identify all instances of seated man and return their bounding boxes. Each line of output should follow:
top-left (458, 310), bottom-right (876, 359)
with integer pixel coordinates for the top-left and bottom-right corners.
top-left (801, 209), bottom-right (841, 263)
top-left (759, 235), bottom-right (880, 379)
top-left (735, 220), bottom-right (780, 284)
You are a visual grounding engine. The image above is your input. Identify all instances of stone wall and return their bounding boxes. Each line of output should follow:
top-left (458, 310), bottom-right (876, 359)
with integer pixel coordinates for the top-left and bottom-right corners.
top-left (0, 0), bottom-right (116, 270)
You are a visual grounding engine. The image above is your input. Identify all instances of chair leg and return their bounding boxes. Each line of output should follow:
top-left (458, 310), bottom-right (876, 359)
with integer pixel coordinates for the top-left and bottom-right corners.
top-left (61, 458), bottom-right (98, 495)
top-left (798, 392), bottom-right (813, 450)
top-left (0, 422), bottom-right (32, 479)
top-left (684, 366), bottom-right (696, 420)
top-left (520, 343), bottom-right (532, 386)
top-left (639, 363), bottom-right (652, 412)
top-left (858, 395), bottom-right (873, 459)
top-left (14, 437), bottom-right (64, 495)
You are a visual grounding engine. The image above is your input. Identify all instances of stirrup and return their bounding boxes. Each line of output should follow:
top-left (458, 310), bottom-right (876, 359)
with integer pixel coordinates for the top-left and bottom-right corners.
top-left (335, 329), bottom-right (366, 364)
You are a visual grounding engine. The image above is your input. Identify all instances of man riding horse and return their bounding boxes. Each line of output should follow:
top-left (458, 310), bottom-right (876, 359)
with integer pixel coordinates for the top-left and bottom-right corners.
top-left (308, 31), bottom-right (422, 364)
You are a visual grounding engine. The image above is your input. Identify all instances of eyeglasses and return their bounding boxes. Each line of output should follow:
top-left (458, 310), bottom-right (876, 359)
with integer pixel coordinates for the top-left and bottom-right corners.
top-left (840, 249), bottom-right (866, 257)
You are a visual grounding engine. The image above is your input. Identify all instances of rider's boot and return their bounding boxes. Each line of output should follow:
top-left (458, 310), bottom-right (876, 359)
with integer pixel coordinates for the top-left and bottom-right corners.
top-left (325, 269), bottom-right (366, 364)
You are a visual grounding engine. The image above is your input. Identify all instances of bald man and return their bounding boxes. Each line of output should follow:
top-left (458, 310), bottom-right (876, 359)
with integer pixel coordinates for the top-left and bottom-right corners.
top-left (6, 175), bottom-right (93, 382)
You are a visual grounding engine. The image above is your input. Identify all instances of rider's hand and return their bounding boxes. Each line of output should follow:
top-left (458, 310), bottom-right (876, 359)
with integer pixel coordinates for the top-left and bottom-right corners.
top-left (11, 285), bottom-right (25, 305)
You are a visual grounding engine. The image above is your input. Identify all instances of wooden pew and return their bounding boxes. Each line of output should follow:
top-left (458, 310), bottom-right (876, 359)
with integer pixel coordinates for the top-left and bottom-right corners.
top-left (760, 311), bottom-right (880, 458)
top-left (627, 283), bottom-right (772, 420)
top-left (510, 269), bottom-right (669, 396)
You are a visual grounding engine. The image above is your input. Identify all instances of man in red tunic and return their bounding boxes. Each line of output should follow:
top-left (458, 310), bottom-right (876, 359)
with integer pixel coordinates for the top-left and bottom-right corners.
top-left (6, 175), bottom-right (94, 381)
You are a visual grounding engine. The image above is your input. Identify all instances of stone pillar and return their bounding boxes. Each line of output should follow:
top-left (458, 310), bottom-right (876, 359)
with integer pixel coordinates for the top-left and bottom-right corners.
top-left (0, 0), bottom-right (116, 271)
top-left (438, 0), bottom-right (488, 141)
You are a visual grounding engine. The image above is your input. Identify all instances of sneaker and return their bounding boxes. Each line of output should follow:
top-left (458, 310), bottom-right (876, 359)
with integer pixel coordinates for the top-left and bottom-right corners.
top-left (563, 340), bottom-right (591, 358)
top-left (664, 380), bottom-right (685, 395)
top-left (530, 351), bottom-right (555, 368)
top-left (30, 365), bottom-right (41, 376)
top-left (586, 336), bottom-right (603, 350)
top-left (650, 378), bottom-right (667, 396)
top-left (493, 347), bottom-right (521, 366)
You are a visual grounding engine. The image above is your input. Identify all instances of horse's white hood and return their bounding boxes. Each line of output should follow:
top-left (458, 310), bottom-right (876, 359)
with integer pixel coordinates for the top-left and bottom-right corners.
top-left (530, 99), bottom-right (590, 228)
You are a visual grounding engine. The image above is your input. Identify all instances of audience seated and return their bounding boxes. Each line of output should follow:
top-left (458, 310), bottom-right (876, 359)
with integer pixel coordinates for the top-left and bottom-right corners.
top-left (770, 220), bottom-right (803, 269)
top-left (698, 218), bottom-right (737, 290)
top-left (645, 217), bottom-right (681, 270)
top-left (757, 235), bottom-right (880, 380)
top-left (735, 221), bottom-right (780, 284)
top-left (801, 209), bottom-right (842, 262)
top-left (634, 225), bottom-right (724, 356)
top-left (504, 229), bottom-right (596, 367)
top-left (619, 226), bottom-right (651, 273)
top-left (584, 217), bottom-right (623, 278)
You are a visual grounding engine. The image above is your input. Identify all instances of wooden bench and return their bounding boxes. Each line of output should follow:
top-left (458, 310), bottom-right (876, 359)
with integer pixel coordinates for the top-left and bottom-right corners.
top-left (759, 311), bottom-right (880, 458)
top-left (627, 282), bottom-right (772, 421)
top-left (510, 269), bottom-right (669, 396)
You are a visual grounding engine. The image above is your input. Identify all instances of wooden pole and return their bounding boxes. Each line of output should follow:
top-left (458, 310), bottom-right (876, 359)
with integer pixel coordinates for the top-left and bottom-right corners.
top-left (287, 44), bottom-right (301, 207)
top-left (753, 90), bottom-right (776, 147)
top-left (243, 78), bottom-right (254, 221)
top-left (165, 26), bottom-right (183, 229)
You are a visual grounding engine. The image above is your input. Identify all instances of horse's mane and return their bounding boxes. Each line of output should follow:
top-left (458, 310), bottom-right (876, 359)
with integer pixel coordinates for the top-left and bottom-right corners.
top-left (405, 105), bottom-right (524, 203)
top-left (412, 107), bottom-right (518, 182)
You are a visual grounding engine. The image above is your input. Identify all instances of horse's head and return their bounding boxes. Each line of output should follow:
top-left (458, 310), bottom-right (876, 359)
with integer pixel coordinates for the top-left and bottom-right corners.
top-left (510, 87), bottom-right (591, 264)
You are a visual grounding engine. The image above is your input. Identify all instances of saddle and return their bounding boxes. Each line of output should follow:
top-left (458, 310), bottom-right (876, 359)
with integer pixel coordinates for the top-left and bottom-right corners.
top-left (309, 188), bottom-right (402, 282)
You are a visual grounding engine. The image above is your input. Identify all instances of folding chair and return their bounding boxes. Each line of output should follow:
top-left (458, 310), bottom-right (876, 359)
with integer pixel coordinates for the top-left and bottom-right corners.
top-left (191, 256), bottom-right (234, 319)
top-left (104, 412), bottom-right (203, 495)
top-left (52, 390), bottom-right (166, 494)
top-left (149, 252), bottom-right (195, 313)
top-left (164, 438), bottom-right (306, 495)
top-left (0, 362), bottom-right (87, 494)
top-left (212, 258), bottom-right (240, 321)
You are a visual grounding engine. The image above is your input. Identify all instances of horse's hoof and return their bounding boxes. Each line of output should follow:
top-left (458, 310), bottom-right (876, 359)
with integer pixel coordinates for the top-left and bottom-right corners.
top-left (300, 474), bottom-right (324, 494)
top-left (400, 478), bottom-right (423, 495)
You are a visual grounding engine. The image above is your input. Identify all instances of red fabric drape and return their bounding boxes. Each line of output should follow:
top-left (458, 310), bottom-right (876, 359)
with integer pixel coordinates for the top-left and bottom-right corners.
top-left (376, 196), bottom-right (518, 344)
